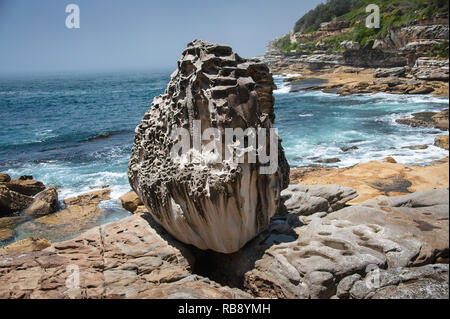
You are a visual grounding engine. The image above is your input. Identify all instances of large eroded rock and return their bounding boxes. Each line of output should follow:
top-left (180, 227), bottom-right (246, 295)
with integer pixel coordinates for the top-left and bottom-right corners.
top-left (128, 40), bottom-right (289, 253)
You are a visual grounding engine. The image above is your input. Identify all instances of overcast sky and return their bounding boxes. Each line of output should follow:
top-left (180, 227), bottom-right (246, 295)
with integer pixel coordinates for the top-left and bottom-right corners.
top-left (0, 0), bottom-right (324, 76)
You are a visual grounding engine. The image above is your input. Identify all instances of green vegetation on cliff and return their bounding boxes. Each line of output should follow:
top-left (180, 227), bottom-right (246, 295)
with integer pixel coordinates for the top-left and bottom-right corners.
top-left (273, 0), bottom-right (449, 57)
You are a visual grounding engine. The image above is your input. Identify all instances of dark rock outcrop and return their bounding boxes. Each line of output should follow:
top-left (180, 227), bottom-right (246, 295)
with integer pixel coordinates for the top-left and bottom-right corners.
top-left (396, 109), bottom-right (449, 131)
top-left (0, 185), bottom-right (33, 216)
top-left (0, 174), bottom-right (11, 183)
top-left (435, 135), bottom-right (449, 150)
top-left (128, 40), bottom-right (290, 253)
top-left (24, 186), bottom-right (59, 217)
top-left (2, 176), bottom-right (46, 197)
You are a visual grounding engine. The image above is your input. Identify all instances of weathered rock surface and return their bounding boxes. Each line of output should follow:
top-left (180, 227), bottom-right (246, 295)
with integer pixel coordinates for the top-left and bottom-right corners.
top-left (396, 109), bottom-right (449, 131)
top-left (1, 185), bottom-right (447, 299)
top-left (435, 135), bottom-right (449, 150)
top-left (15, 189), bottom-right (112, 242)
top-left (241, 188), bottom-right (449, 299)
top-left (2, 176), bottom-right (46, 197)
top-left (374, 67), bottom-right (406, 78)
top-left (0, 214), bottom-right (251, 299)
top-left (24, 186), bottom-right (59, 217)
top-left (0, 228), bottom-right (15, 242)
top-left (0, 173), bottom-right (11, 183)
top-left (120, 191), bottom-right (143, 213)
top-left (128, 40), bottom-right (289, 253)
top-left (0, 185), bottom-right (33, 216)
top-left (290, 159), bottom-right (449, 204)
top-left (280, 184), bottom-right (357, 216)
top-left (412, 58), bottom-right (449, 81)
top-left (0, 238), bottom-right (51, 254)
top-left (63, 189), bottom-right (110, 206)
top-left (348, 264), bottom-right (448, 299)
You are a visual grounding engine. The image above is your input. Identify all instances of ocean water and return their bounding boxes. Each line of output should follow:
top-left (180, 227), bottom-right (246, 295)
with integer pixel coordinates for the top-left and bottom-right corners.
top-left (273, 75), bottom-right (449, 168)
top-left (0, 71), bottom-right (448, 239)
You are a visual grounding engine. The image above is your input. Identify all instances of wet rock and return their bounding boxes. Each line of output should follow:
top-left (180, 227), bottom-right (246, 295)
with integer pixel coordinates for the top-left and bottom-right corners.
top-left (0, 214), bottom-right (251, 299)
top-left (0, 185), bottom-right (33, 216)
top-left (128, 40), bottom-right (289, 253)
top-left (119, 191), bottom-right (143, 213)
top-left (340, 146), bottom-right (358, 152)
top-left (0, 228), bottom-right (14, 242)
top-left (403, 144), bottom-right (428, 150)
top-left (396, 109), bottom-right (449, 131)
top-left (435, 135), bottom-right (449, 150)
top-left (15, 190), bottom-right (111, 241)
top-left (383, 157), bottom-right (397, 163)
top-left (2, 177), bottom-right (46, 196)
top-left (0, 238), bottom-right (51, 254)
top-left (0, 216), bottom-right (27, 229)
top-left (24, 186), bottom-right (59, 217)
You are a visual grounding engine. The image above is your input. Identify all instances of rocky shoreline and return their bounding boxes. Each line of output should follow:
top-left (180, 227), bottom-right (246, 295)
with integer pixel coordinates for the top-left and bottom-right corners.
top-left (1, 39), bottom-right (448, 299)
top-left (259, 58), bottom-right (449, 97)
top-left (0, 174), bottom-right (448, 298)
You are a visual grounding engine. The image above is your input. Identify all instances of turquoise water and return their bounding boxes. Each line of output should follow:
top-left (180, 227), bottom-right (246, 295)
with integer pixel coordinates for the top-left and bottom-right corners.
top-left (0, 71), bottom-right (448, 224)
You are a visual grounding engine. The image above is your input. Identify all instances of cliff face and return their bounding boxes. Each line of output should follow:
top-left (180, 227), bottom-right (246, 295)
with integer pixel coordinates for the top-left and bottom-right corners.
top-left (267, 1), bottom-right (449, 70)
top-left (128, 40), bottom-right (290, 254)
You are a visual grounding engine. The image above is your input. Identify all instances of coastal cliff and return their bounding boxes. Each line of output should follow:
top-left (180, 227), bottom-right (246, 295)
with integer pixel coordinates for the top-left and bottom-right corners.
top-left (260, 0), bottom-right (449, 96)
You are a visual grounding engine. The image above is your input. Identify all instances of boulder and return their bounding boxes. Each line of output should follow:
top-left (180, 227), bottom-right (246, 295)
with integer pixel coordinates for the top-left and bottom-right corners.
top-left (0, 185), bottom-right (33, 216)
top-left (119, 191), bottom-right (143, 213)
top-left (280, 184), bottom-right (358, 216)
top-left (383, 157), bottom-right (397, 163)
top-left (374, 67), bottom-right (406, 78)
top-left (24, 186), bottom-right (59, 217)
top-left (435, 135), bottom-right (449, 150)
top-left (2, 177), bottom-right (45, 196)
top-left (16, 190), bottom-right (111, 241)
top-left (0, 173), bottom-right (11, 183)
top-left (341, 146), bottom-right (358, 152)
top-left (128, 40), bottom-right (290, 253)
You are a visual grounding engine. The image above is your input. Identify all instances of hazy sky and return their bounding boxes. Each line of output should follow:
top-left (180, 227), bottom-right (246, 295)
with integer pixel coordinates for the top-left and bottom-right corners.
top-left (0, 0), bottom-right (323, 76)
